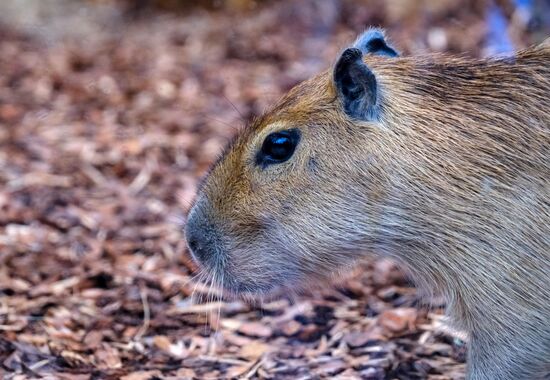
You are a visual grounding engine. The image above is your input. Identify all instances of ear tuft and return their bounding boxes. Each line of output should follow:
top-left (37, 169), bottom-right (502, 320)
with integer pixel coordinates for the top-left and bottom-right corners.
top-left (353, 28), bottom-right (399, 57)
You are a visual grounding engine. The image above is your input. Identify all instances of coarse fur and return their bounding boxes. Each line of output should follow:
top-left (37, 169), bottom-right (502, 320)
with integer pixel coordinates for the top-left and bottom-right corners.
top-left (185, 30), bottom-right (550, 379)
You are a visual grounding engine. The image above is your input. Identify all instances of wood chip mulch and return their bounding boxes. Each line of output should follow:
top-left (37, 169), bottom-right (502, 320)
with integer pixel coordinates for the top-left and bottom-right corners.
top-left (0, 1), bottom-right (546, 379)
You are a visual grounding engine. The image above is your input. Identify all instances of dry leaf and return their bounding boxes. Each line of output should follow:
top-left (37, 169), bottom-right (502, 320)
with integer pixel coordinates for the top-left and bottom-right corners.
top-left (120, 371), bottom-right (162, 380)
top-left (240, 340), bottom-right (269, 359)
top-left (379, 308), bottom-right (418, 332)
top-left (95, 344), bottom-right (122, 369)
top-left (237, 322), bottom-right (272, 338)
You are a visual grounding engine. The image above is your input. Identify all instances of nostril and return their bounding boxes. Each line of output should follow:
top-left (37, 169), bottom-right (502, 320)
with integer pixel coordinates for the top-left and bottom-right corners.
top-left (188, 237), bottom-right (198, 253)
top-left (186, 234), bottom-right (209, 264)
top-left (184, 205), bottom-right (221, 265)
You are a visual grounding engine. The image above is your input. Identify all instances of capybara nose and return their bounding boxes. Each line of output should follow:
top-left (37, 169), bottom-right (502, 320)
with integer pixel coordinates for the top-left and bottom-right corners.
top-left (185, 204), bottom-right (220, 266)
top-left (186, 233), bottom-right (205, 263)
top-left (185, 218), bottom-right (209, 265)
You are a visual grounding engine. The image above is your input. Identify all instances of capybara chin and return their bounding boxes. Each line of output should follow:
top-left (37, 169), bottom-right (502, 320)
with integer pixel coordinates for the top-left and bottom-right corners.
top-left (185, 29), bottom-right (550, 379)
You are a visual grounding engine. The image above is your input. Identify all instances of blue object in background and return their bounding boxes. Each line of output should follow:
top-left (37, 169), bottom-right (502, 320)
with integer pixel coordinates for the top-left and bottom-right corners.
top-left (485, 3), bottom-right (515, 55)
top-left (514, 0), bottom-right (533, 11)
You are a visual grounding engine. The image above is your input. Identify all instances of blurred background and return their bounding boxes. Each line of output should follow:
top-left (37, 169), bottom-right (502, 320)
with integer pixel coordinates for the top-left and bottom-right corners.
top-left (0, 1), bottom-right (549, 379)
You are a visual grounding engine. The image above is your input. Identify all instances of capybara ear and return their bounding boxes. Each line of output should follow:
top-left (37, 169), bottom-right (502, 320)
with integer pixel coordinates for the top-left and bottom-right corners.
top-left (333, 47), bottom-right (378, 120)
top-left (353, 28), bottom-right (399, 57)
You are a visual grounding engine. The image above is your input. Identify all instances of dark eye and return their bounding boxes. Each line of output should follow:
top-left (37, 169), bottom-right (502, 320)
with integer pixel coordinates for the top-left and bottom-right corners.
top-left (256, 129), bottom-right (301, 167)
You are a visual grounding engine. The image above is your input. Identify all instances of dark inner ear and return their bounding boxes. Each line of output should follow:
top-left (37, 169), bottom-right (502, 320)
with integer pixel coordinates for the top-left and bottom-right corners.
top-left (333, 48), bottom-right (378, 121)
top-left (365, 37), bottom-right (398, 57)
top-left (354, 29), bottom-right (399, 58)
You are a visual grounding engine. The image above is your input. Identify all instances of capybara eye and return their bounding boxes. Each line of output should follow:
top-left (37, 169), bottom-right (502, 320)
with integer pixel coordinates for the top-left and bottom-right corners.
top-left (256, 129), bottom-right (300, 167)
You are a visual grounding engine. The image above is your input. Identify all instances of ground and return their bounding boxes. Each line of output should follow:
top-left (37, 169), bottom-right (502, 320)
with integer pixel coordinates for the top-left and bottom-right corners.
top-left (0, 1), bottom-right (547, 379)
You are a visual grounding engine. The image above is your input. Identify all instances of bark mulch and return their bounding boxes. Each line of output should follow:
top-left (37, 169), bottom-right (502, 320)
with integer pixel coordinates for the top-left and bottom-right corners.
top-left (0, 1), bottom-right (546, 379)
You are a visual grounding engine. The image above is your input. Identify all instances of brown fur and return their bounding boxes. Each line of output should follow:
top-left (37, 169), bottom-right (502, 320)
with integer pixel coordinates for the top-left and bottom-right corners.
top-left (186, 38), bottom-right (550, 379)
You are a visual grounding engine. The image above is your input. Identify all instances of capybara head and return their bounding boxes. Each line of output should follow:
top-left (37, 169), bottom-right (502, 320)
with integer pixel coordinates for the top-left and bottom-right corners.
top-left (185, 30), bottom-right (399, 295)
